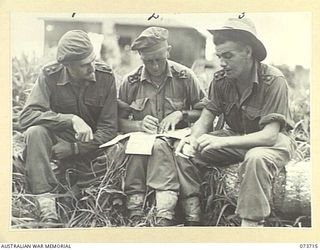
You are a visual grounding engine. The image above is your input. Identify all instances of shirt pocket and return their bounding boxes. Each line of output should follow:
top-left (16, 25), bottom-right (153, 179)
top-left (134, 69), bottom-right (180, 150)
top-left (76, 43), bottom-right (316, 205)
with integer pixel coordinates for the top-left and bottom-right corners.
top-left (84, 97), bottom-right (104, 121)
top-left (243, 105), bottom-right (260, 120)
top-left (53, 98), bottom-right (77, 114)
top-left (130, 97), bottom-right (149, 120)
top-left (165, 97), bottom-right (185, 111)
top-left (84, 96), bottom-right (104, 108)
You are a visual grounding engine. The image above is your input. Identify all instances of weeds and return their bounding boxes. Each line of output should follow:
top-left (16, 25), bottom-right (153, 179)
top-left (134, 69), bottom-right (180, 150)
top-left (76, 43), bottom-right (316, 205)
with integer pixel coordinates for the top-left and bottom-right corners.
top-left (11, 56), bottom-right (311, 228)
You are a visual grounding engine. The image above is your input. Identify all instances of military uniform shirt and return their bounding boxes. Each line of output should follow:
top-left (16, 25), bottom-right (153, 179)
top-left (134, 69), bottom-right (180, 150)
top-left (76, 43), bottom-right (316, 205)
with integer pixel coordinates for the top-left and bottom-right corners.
top-left (118, 60), bottom-right (205, 127)
top-left (20, 61), bottom-right (118, 155)
top-left (206, 62), bottom-right (294, 134)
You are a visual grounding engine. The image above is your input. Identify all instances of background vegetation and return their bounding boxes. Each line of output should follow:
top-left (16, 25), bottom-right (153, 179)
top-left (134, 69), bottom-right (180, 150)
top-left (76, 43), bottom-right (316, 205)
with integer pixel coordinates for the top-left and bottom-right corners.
top-left (11, 53), bottom-right (310, 228)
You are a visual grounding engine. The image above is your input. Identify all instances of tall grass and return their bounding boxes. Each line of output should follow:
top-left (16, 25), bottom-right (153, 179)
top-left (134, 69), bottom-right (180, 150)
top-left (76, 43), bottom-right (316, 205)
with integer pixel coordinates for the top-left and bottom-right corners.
top-left (11, 55), bottom-right (311, 228)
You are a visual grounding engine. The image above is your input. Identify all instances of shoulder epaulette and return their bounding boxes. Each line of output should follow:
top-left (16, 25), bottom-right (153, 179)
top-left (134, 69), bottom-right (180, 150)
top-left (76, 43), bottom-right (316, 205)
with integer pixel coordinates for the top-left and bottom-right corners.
top-left (128, 66), bottom-right (143, 84)
top-left (95, 62), bottom-right (113, 74)
top-left (170, 65), bottom-right (187, 79)
top-left (214, 70), bottom-right (226, 81)
top-left (43, 62), bottom-right (63, 76)
top-left (260, 63), bottom-right (284, 85)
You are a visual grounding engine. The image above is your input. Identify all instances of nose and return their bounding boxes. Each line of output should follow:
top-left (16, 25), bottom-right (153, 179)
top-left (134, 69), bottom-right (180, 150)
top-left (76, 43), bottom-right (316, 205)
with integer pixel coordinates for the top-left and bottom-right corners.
top-left (150, 60), bottom-right (160, 70)
top-left (89, 61), bottom-right (95, 72)
top-left (219, 58), bottom-right (227, 69)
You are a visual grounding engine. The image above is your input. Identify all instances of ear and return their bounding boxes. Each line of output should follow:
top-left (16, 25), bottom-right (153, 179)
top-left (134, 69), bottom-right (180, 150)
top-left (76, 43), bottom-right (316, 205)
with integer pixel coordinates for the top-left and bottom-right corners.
top-left (167, 45), bottom-right (172, 57)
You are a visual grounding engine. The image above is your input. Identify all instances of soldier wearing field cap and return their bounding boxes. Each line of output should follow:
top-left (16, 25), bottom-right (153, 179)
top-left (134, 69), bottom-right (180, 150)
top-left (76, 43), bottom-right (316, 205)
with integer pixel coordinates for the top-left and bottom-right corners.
top-left (20, 30), bottom-right (118, 224)
top-left (176, 18), bottom-right (296, 227)
top-left (118, 27), bottom-right (205, 226)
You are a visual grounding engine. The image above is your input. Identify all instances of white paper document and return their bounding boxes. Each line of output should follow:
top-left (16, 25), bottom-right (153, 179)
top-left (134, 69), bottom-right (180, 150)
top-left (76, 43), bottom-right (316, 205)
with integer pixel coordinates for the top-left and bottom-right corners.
top-left (125, 132), bottom-right (156, 155)
top-left (99, 128), bottom-right (191, 155)
top-left (99, 133), bottom-right (131, 148)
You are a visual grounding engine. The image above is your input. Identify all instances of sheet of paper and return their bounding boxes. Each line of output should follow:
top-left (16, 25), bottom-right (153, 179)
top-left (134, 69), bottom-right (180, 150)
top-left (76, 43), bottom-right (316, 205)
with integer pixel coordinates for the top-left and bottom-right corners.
top-left (125, 132), bottom-right (156, 155)
top-left (99, 133), bottom-right (131, 148)
top-left (158, 127), bottom-right (191, 139)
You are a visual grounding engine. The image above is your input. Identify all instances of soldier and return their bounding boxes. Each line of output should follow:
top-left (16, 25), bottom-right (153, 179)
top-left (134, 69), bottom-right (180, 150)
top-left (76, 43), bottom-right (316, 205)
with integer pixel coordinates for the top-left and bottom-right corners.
top-left (118, 27), bottom-right (205, 226)
top-left (176, 18), bottom-right (296, 227)
top-left (19, 30), bottom-right (118, 223)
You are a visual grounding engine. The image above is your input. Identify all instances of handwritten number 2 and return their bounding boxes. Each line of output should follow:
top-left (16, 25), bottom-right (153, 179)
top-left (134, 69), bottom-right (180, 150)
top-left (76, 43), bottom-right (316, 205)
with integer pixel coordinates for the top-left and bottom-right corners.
top-left (148, 13), bottom-right (159, 20)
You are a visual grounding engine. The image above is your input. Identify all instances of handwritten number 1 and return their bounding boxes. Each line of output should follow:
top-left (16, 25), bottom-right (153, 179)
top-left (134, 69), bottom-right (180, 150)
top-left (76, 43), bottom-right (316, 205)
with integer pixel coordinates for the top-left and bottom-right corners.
top-left (238, 12), bottom-right (245, 19)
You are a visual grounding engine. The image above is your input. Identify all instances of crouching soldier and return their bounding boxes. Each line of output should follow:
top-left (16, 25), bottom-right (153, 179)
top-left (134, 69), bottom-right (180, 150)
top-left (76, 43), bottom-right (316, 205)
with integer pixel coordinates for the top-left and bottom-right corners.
top-left (19, 30), bottom-right (118, 223)
top-left (118, 27), bottom-right (205, 226)
top-left (176, 18), bottom-right (296, 227)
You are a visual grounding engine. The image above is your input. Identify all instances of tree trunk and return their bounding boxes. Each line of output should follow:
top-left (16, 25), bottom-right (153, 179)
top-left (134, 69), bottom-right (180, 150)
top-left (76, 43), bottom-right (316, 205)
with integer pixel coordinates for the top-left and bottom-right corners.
top-left (204, 160), bottom-right (311, 219)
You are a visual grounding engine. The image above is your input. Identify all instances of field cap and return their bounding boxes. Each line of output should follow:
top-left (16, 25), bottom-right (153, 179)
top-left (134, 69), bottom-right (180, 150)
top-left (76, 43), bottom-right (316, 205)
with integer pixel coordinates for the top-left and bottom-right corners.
top-left (131, 27), bottom-right (169, 56)
top-left (208, 18), bottom-right (267, 61)
top-left (57, 30), bottom-right (96, 65)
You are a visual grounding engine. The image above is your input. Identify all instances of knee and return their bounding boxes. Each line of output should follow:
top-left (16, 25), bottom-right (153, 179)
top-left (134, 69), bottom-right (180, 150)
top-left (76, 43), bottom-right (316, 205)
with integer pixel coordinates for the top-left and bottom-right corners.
top-left (25, 125), bottom-right (50, 140)
top-left (153, 138), bottom-right (169, 151)
top-left (243, 148), bottom-right (274, 177)
top-left (244, 148), bottom-right (265, 163)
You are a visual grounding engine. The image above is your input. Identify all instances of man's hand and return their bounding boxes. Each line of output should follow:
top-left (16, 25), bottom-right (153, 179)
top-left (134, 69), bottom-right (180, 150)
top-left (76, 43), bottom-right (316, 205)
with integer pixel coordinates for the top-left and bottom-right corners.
top-left (158, 111), bottom-right (183, 133)
top-left (197, 134), bottom-right (227, 154)
top-left (52, 138), bottom-right (74, 160)
top-left (175, 136), bottom-right (198, 157)
top-left (71, 115), bottom-right (93, 142)
top-left (140, 115), bottom-right (159, 134)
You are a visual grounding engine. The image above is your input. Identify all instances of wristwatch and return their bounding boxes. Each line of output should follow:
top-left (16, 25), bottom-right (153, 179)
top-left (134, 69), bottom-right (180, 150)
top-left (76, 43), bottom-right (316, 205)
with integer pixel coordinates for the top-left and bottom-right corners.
top-left (181, 110), bottom-right (189, 121)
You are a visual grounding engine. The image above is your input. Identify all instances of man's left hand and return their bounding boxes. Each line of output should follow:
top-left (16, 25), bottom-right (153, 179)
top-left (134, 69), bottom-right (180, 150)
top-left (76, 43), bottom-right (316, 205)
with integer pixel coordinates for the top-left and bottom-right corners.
top-left (197, 134), bottom-right (227, 154)
top-left (52, 138), bottom-right (74, 160)
top-left (159, 111), bottom-right (183, 133)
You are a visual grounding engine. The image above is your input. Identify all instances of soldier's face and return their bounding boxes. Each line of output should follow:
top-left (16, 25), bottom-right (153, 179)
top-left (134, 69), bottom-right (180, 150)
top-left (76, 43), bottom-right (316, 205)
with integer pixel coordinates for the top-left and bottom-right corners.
top-left (215, 41), bottom-right (252, 79)
top-left (66, 59), bottom-right (96, 81)
top-left (140, 48), bottom-right (170, 77)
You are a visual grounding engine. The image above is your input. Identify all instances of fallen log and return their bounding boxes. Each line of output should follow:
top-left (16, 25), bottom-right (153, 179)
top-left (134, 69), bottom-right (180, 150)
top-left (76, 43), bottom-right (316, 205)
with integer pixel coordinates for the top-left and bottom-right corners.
top-left (201, 160), bottom-right (311, 225)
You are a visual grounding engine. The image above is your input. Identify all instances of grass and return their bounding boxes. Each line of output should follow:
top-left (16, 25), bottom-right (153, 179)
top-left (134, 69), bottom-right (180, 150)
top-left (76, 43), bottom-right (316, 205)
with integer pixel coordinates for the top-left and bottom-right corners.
top-left (11, 55), bottom-right (311, 228)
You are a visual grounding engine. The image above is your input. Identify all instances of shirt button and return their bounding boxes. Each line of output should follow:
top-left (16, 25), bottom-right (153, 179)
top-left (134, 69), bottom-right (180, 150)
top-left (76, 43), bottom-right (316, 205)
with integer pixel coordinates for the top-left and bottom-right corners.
top-left (242, 106), bottom-right (246, 110)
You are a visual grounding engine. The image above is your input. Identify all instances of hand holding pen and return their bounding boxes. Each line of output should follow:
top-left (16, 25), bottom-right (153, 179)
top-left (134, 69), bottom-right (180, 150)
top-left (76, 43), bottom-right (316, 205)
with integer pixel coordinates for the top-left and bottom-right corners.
top-left (140, 115), bottom-right (159, 134)
top-left (158, 110), bottom-right (183, 133)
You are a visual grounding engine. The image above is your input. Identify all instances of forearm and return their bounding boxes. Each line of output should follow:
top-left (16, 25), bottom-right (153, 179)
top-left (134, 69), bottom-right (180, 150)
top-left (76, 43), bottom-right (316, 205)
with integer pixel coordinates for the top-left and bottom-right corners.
top-left (191, 108), bottom-right (215, 138)
top-left (20, 73), bottom-right (75, 131)
top-left (223, 122), bottom-right (280, 149)
top-left (119, 118), bottom-right (142, 133)
top-left (76, 128), bottom-right (117, 155)
top-left (19, 107), bottom-right (74, 131)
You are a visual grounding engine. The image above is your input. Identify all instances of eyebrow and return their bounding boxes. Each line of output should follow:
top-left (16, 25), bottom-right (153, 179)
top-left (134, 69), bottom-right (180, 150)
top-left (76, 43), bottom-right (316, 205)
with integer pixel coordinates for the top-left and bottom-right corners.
top-left (142, 57), bottom-right (166, 61)
top-left (215, 51), bottom-right (233, 57)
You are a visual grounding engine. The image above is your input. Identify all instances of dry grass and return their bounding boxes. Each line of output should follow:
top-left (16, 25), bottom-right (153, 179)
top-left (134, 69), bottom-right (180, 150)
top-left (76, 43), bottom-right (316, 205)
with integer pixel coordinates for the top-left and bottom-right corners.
top-left (11, 55), bottom-right (311, 228)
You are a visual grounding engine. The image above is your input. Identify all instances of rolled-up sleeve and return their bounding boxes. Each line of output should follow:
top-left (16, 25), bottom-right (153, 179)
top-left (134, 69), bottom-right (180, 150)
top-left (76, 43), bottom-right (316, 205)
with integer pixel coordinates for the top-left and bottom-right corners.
top-left (117, 78), bottom-right (132, 119)
top-left (187, 71), bottom-right (206, 110)
top-left (205, 79), bottom-right (223, 116)
top-left (259, 76), bottom-right (294, 130)
top-left (19, 72), bottom-right (74, 131)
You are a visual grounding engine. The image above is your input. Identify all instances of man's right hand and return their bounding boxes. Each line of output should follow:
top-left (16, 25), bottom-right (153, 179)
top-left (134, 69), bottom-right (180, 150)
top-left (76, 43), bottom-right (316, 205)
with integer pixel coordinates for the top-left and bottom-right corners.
top-left (175, 136), bottom-right (198, 157)
top-left (140, 115), bottom-right (159, 134)
top-left (71, 115), bottom-right (93, 142)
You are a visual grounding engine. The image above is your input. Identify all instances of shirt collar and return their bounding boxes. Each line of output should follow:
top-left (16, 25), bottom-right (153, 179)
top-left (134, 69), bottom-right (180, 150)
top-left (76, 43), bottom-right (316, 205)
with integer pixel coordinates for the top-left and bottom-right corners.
top-left (56, 66), bottom-right (96, 85)
top-left (140, 60), bottom-right (172, 83)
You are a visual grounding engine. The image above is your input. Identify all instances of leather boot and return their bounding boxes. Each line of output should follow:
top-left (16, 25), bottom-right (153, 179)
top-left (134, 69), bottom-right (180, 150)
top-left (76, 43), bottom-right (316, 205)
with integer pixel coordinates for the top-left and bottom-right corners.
top-left (181, 196), bottom-right (201, 226)
top-left (36, 194), bottom-right (59, 223)
top-left (127, 193), bottom-right (145, 226)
